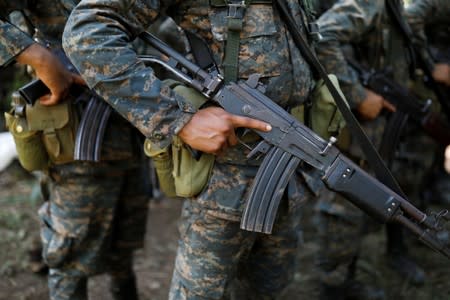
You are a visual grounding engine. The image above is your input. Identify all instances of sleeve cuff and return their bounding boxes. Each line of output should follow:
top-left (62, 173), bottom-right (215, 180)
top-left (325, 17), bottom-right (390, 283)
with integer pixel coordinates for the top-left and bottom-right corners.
top-left (0, 23), bottom-right (34, 66)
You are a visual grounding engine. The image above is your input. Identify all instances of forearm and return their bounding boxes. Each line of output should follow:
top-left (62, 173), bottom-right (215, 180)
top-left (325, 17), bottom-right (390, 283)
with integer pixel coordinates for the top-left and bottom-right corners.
top-left (63, 0), bottom-right (196, 148)
top-left (316, 41), bottom-right (367, 108)
top-left (315, 0), bottom-right (380, 108)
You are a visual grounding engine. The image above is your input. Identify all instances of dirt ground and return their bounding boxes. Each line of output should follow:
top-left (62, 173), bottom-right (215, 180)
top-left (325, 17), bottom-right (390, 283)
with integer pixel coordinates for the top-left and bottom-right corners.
top-left (1, 161), bottom-right (450, 300)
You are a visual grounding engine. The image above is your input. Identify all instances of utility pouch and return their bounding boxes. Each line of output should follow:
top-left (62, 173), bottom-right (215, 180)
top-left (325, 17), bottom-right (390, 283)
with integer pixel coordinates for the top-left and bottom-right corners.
top-left (5, 110), bottom-right (49, 171)
top-left (5, 91), bottom-right (79, 171)
top-left (144, 81), bottom-right (215, 198)
top-left (144, 141), bottom-right (176, 197)
top-left (26, 100), bottom-right (79, 164)
top-left (292, 74), bottom-right (347, 141)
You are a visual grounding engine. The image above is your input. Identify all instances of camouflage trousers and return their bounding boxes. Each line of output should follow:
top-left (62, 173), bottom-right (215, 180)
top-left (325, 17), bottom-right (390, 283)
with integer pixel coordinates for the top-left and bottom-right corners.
top-left (168, 162), bottom-right (312, 300)
top-left (38, 160), bottom-right (150, 300)
top-left (314, 189), bottom-right (367, 287)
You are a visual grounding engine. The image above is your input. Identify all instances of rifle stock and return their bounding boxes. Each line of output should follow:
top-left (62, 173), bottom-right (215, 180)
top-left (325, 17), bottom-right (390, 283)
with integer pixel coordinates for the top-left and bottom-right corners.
top-left (139, 31), bottom-right (450, 259)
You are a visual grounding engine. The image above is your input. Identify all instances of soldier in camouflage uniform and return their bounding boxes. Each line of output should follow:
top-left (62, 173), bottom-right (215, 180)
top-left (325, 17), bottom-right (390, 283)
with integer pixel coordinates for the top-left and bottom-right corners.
top-left (405, 0), bottom-right (450, 206)
top-left (315, 0), bottom-right (427, 298)
top-left (0, 1), bottom-right (150, 299)
top-left (406, 0), bottom-right (450, 87)
top-left (63, 0), bottom-right (323, 298)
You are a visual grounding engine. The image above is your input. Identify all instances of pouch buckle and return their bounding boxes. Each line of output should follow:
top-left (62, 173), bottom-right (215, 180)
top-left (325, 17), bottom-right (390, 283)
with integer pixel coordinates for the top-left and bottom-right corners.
top-left (227, 1), bottom-right (246, 19)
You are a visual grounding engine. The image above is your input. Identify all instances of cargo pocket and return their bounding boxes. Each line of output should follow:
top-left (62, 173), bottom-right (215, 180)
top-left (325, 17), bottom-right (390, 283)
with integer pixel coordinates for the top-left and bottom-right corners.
top-left (38, 202), bottom-right (87, 268)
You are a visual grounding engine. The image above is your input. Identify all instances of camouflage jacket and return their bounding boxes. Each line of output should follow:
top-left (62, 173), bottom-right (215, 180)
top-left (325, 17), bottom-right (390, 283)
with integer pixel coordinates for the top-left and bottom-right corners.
top-left (405, 0), bottom-right (450, 65)
top-left (315, 0), bottom-right (411, 108)
top-left (0, 1), bottom-right (79, 66)
top-left (0, 0), bottom-right (142, 162)
top-left (63, 0), bottom-right (316, 152)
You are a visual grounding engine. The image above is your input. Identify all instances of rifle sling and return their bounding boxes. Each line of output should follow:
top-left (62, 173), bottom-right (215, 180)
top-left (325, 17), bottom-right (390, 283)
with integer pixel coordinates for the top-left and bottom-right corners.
top-left (185, 0), bottom-right (405, 198)
top-left (275, 0), bottom-right (406, 198)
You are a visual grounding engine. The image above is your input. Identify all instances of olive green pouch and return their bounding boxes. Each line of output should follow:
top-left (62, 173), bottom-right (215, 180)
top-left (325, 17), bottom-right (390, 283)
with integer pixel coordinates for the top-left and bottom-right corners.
top-left (144, 81), bottom-right (215, 198)
top-left (144, 140), bottom-right (177, 197)
top-left (5, 111), bottom-right (49, 171)
top-left (170, 135), bottom-right (215, 197)
top-left (291, 74), bottom-right (348, 140)
top-left (310, 74), bottom-right (348, 140)
top-left (26, 100), bottom-right (79, 164)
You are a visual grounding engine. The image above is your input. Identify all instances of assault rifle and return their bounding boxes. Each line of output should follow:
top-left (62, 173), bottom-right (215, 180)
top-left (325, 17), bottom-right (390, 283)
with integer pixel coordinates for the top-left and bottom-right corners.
top-left (348, 59), bottom-right (450, 163)
top-left (138, 31), bottom-right (450, 259)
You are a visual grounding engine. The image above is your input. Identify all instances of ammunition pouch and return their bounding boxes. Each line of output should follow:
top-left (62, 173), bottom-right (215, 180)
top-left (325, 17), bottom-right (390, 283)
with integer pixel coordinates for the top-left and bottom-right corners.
top-left (5, 111), bottom-right (49, 171)
top-left (144, 81), bottom-right (215, 198)
top-left (291, 74), bottom-right (347, 141)
top-left (5, 97), bottom-right (79, 171)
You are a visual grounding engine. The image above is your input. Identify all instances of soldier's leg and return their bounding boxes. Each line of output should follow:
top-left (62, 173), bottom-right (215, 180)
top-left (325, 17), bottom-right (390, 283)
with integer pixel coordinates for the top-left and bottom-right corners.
top-left (238, 194), bottom-right (304, 299)
top-left (108, 162), bottom-right (151, 300)
top-left (315, 190), bottom-right (385, 300)
top-left (168, 199), bottom-right (256, 300)
top-left (40, 161), bottom-right (125, 300)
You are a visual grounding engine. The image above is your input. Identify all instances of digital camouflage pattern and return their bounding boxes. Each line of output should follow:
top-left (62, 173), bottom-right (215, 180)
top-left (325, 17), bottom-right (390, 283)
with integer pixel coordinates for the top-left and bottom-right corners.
top-left (169, 167), bottom-right (310, 299)
top-left (314, 0), bottom-right (414, 290)
top-left (63, 0), bottom-right (318, 298)
top-left (405, 0), bottom-right (450, 66)
top-left (41, 158), bottom-right (149, 299)
top-left (63, 0), bottom-right (315, 156)
top-left (0, 1), bottom-right (150, 299)
top-left (404, 0), bottom-right (450, 206)
top-left (314, 189), bottom-right (366, 286)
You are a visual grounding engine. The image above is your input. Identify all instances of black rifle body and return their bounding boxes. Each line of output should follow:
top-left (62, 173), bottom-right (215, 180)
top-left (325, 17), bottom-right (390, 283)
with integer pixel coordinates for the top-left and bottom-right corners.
top-left (139, 31), bottom-right (450, 259)
top-left (353, 66), bottom-right (450, 146)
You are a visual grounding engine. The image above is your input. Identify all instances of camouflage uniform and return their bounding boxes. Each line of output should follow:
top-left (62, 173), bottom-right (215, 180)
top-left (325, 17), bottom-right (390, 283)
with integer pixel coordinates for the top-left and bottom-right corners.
top-left (0, 1), bottom-right (150, 299)
top-left (315, 0), bottom-right (425, 296)
top-left (63, 0), bottom-right (319, 298)
top-left (405, 0), bottom-right (450, 206)
top-left (405, 0), bottom-right (450, 68)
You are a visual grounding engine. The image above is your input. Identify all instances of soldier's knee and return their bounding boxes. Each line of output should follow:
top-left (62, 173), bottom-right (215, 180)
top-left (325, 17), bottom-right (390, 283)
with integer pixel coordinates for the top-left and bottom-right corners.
top-left (48, 270), bottom-right (87, 300)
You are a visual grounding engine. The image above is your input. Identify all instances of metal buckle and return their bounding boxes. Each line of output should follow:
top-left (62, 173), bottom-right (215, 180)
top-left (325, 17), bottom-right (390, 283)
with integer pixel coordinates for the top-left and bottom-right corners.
top-left (308, 22), bottom-right (323, 42)
top-left (227, 1), bottom-right (246, 19)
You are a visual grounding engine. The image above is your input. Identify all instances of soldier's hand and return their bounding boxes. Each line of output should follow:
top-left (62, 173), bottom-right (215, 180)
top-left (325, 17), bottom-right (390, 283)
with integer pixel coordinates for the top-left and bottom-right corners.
top-left (16, 43), bottom-right (86, 106)
top-left (432, 63), bottom-right (450, 86)
top-left (357, 89), bottom-right (396, 120)
top-left (445, 145), bottom-right (450, 174)
top-left (178, 107), bottom-right (272, 155)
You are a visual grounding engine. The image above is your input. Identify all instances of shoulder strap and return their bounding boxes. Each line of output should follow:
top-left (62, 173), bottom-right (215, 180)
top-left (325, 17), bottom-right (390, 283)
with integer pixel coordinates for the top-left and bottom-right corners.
top-left (222, 0), bottom-right (251, 83)
top-left (276, 0), bottom-right (406, 197)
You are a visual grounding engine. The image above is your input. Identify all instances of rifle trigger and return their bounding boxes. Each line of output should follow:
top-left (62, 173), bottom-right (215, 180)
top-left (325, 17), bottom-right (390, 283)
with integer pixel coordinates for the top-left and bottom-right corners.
top-left (246, 140), bottom-right (271, 159)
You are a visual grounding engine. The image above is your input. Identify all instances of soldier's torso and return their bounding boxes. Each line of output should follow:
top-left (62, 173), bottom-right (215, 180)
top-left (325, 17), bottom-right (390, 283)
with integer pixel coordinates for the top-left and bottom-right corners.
top-left (0, 0), bottom-right (79, 47)
top-left (354, 0), bottom-right (410, 83)
top-left (166, 0), bottom-right (315, 107)
top-left (426, 23), bottom-right (450, 63)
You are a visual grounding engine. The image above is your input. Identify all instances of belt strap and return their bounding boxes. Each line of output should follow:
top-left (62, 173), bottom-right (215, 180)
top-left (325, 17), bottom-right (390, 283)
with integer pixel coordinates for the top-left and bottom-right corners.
top-left (222, 0), bottom-right (249, 83)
